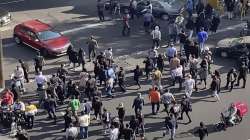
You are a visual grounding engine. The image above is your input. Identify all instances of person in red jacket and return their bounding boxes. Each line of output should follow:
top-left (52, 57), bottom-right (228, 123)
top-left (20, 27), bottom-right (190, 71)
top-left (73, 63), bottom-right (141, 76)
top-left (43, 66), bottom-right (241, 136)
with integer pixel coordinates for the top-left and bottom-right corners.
top-left (148, 87), bottom-right (161, 115)
top-left (1, 89), bottom-right (14, 106)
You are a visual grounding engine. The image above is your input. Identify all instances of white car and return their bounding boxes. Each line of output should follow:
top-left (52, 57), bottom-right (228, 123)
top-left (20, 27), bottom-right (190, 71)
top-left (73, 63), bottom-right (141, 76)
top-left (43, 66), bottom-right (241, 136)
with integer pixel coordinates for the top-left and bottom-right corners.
top-left (0, 8), bottom-right (11, 27)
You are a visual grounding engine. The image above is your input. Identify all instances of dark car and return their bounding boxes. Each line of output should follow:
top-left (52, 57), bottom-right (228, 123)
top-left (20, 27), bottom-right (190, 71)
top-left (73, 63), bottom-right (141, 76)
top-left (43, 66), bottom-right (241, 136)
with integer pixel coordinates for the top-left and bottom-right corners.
top-left (0, 8), bottom-right (11, 26)
top-left (136, 0), bottom-right (185, 20)
top-left (215, 37), bottom-right (250, 59)
top-left (13, 19), bottom-right (72, 57)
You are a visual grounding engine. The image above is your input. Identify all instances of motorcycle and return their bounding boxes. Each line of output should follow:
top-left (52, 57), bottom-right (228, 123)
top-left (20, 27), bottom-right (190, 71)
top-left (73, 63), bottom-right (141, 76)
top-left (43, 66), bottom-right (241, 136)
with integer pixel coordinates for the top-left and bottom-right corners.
top-left (215, 102), bottom-right (248, 131)
top-left (10, 74), bottom-right (24, 95)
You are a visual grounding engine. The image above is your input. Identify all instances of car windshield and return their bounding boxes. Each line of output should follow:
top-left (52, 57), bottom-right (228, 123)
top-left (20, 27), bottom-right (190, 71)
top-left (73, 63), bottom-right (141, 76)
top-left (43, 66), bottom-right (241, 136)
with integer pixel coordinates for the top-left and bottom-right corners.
top-left (158, 0), bottom-right (184, 7)
top-left (37, 30), bottom-right (61, 41)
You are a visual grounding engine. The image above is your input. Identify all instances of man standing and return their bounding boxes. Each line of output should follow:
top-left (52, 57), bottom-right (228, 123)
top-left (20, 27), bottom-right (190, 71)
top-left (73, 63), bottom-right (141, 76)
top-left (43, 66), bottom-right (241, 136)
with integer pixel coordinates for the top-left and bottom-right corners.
top-left (97, 0), bottom-right (105, 21)
top-left (34, 51), bottom-right (45, 74)
top-left (149, 87), bottom-right (161, 115)
top-left (78, 112), bottom-right (90, 139)
top-left (236, 62), bottom-right (248, 88)
top-left (197, 27), bottom-right (208, 54)
top-left (132, 93), bottom-right (144, 115)
top-left (161, 88), bottom-right (175, 115)
top-left (18, 59), bottom-right (29, 83)
top-left (225, 68), bottom-right (237, 91)
top-left (86, 36), bottom-right (99, 62)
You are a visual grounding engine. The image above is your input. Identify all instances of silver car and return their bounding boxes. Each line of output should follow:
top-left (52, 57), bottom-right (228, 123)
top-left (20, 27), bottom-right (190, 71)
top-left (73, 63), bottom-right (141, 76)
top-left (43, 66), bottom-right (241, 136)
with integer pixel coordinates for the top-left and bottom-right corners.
top-left (0, 8), bottom-right (11, 27)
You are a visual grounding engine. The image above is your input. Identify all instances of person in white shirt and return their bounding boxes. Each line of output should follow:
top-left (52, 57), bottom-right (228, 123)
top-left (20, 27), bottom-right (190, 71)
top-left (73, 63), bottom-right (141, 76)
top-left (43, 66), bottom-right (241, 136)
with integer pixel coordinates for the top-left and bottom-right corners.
top-left (66, 123), bottom-right (78, 140)
top-left (78, 112), bottom-right (90, 139)
top-left (110, 125), bottom-right (119, 140)
top-left (151, 26), bottom-right (161, 49)
top-left (13, 65), bottom-right (25, 88)
top-left (35, 72), bottom-right (47, 89)
top-left (161, 88), bottom-right (175, 115)
top-left (172, 65), bottom-right (183, 89)
top-left (13, 99), bottom-right (25, 112)
top-left (184, 74), bottom-right (195, 97)
top-left (104, 48), bottom-right (113, 65)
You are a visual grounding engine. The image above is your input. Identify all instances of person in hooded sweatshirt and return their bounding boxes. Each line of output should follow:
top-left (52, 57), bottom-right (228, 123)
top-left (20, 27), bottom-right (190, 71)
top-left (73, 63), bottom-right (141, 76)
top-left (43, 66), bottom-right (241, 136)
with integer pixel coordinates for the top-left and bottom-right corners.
top-left (151, 26), bottom-right (161, 49)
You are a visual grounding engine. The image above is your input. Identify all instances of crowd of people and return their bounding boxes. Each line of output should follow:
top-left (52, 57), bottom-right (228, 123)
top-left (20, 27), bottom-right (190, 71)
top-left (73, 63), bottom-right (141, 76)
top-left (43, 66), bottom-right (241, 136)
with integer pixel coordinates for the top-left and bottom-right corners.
top-left (0, 0), bottom-right (250, 140)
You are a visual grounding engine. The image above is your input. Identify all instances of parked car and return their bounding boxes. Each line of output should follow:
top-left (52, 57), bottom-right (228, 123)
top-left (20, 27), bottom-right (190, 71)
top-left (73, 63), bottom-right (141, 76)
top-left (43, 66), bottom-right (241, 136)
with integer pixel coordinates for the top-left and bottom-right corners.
top-left (13, 19), bottom-right (72, 57)
top-left (104, 0), bottom-right (131, 13)
top-left (136, 0), bottom-right (185, 20)
top-left (215, 37), bottom-right (250, 59)
top-left (0, 8), bottom-right (11, 26)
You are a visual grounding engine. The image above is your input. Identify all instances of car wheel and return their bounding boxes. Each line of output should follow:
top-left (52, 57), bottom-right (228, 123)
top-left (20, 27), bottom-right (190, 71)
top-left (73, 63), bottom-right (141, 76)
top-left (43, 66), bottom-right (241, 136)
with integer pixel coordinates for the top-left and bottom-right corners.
top-left (220, 51), bottom-right (228, 58)
top-left (14, 35), bottom-right (22, 45)
top-left (41, 49), bottom-right (49, 57)
top-left (161, 14), bottom-right (169, 21)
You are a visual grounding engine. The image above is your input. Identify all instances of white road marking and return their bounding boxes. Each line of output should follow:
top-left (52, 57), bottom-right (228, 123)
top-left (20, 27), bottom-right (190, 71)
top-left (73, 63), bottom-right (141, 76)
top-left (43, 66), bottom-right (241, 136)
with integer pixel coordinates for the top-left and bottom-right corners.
top-left (2, 22), bottom-right (244, 49)
top-left (0, 0), bottom-right (25, 5)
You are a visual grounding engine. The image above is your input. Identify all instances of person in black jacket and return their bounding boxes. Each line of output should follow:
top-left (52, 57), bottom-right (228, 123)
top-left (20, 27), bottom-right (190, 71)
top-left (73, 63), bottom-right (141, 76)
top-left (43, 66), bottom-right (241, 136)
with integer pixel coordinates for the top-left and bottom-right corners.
top-left (178, 95), bottom-right (192, 123)
top-left (123, 124), bottom-right (134, 140)
top-left (129, 116), bottom-right (139, 135)
top-left (34, 51), bottom-right (45, 74)
top-left (143, 57), bottom-right (153, 80)
top-left (18, 59), bottom-right (29, 83)
top-left (116, 102), bottom-right (126, 124)
top-left (186, 18), bottom-right (195, 39)
top-left (133, 65), bottom-right (143, 89)
top-left (78, 48), bottom-right (86, 72)
top-left (157, 54), bottom-right (164, 72)
top-left (178, 30), bottom-right (187, 55)
top-left (62, 109), bottom-right (72, 132)
top-left (194, 122), bottom-right (208, 140)
top-left (210, 75), bottom-right (220, 101)
top-left (118, 67), bottom-right (126, 92)
top-left (71, 49), bottom-right (78, 70)
top-left (210, 14), bottom-right (220, 33)
top-left (225, 68), bottom-right (237, 91)
top-left (132, 93), bottom-right (144, 115)
top-left (99, 65), bottom-right (107, 87)
top-left (236, 62), bottom-right (248, 88)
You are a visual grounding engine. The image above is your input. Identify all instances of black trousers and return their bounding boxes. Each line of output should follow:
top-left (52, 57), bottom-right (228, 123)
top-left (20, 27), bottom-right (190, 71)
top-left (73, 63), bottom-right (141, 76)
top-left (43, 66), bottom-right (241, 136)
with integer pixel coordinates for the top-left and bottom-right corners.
top-left (180, 110), bottom-right (191, 122)
top-left (226, 79), bottom-right (235, 91)
top-left (151, 102), bottom-right (160, 114)
top-left (122, 25), bottom-right (130, 36)
top-left (152, 39), bottom-right (160, 47)
top-left (26, 115), bottom-right (34, 128)
top-left (237, 76), bottom-right (246, 87)
top-left (24, 71), bottom-right (29, 82)
top-left (118, 80), bottom-right (126, 92)
top-left (88, 49), bottom-right (96, 61)
top-left (173, 76), bottom-right (182, 89)
top-left (35, 65), bottom-right (42, 73)
top-left (98, 11), bottom-right (104, 21)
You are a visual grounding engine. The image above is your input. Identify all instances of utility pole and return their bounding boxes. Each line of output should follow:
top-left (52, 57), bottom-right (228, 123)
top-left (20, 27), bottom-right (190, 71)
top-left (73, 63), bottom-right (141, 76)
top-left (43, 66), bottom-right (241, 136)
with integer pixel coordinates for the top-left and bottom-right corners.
top-left (0, 34), bottom-right (4, 89)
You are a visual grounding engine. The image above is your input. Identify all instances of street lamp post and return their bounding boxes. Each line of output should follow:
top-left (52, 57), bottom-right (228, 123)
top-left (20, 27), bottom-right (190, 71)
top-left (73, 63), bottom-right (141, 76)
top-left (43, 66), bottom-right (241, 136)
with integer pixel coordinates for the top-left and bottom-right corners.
top-left (0, 33), bottom-right (4, 89)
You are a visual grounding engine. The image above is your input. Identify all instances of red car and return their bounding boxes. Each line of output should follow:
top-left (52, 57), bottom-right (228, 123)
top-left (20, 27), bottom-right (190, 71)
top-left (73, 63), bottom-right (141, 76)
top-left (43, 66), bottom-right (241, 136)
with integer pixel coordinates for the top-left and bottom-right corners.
top-left (13, 19), bottom-right (72, 56)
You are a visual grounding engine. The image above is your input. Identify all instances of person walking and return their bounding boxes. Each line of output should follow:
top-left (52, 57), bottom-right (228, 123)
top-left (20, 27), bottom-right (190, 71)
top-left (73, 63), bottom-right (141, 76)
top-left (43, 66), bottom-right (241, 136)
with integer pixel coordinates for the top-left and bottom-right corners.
top-left (122, 123), bottom-right (134, 140)
top-left (236, 62), bottom-right (248, 88)
top-left (143, 10), bottom-right (154, 33)
top-left (157, 54), bottom-right (164, 72)
top-left (152, 68), bottom-right (162, 90)
top-left (225, 0), bottom-right (235, 20)
top-left (118, 67), bottom-right (126, 92)
top-left (168, 21), bottom-right (178, 43)
top-left (66, 123), bottom-right (78, 140)
top-left (166, 43), bottom-right (177, 62)
top-left (92, 97), bottom-right (103, 121)
top-left (178, 30), bottom-right (187, 55)
top-left (86, 36), bottom-right (99, 62)
top-left (194, 122), bottom-right (208, 140)
top-left (78, 112), bottom-right (90, 139)
top-left (34, 51), bottom-right (45, 74)
top-left (143, 57), bottom-right (153, 79)
top-left (161, 88), bottom-right (175, 115)
top-left (186, 0), bottom-right (193, 18)
top-left (130, 0), bottom-right (137, 20)
top-left (178, 95), bottom-right (192, 123)
top-left (97, 0), bottom-right (105, 21)
top-left (164, 114), bottom-right (177, 140)
top-left (197, 27), bottom-right (208, 54)
top-left (185, 18), bottom-right (195, 39)
top-left (116, 102), bottom-right (126, 124)
top-left (151, 26), bottom-right (161, 49)
top-left (63, 109), bottom-right (72, 132)
top-left (122, 9), bottom-right (130, 36)
top-left (149, 87), bottom-right (161, 115)
top-left (110, 125), bottom-right (119, 140)
top-left (78, 48), bottom-right (87, 72)
top-left (133, 65), bottom-right (143, 89)
top-left (18, 59), bottom-right (29, 83)
top-left (199, 58), bottom-right (209, 89)
top-left (132, 93), bottom-right (144, 115)
top-left (210, 75), bottom-right (220, 101)
top-left (69, 95), bottom-right (80, 123)
top-left (225, 68), bottom-right (237, 91)
top-left (184, 74), bottom-right (195, 97)
top-left (44, 94), bottom-right (57, 123)
top-left (102, 108), bottom-right (112, 135)
top-left (25, 101), bottom-right (37, 129)
top-left (172, 65), bottom-right (183, 90)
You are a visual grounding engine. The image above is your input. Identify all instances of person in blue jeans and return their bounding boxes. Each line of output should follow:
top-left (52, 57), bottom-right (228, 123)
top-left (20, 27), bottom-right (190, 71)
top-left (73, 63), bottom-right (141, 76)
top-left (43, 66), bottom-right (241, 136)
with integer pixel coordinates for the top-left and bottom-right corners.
top-left (78, 112), bottom-right (90, 139)
top-left (197, 27), bottom-right (208, 54)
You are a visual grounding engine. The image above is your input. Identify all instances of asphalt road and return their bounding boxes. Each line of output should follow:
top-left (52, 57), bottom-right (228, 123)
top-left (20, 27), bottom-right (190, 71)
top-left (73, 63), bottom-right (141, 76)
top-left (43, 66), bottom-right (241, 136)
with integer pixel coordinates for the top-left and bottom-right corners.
top-left (1, 0), bottom-right (250, 140)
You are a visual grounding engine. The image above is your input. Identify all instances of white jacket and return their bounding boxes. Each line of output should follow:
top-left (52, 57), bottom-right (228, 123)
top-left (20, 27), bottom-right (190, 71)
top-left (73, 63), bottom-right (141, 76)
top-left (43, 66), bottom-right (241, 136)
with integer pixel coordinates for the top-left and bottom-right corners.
top-left (151, 26), bottom-right (161, 40)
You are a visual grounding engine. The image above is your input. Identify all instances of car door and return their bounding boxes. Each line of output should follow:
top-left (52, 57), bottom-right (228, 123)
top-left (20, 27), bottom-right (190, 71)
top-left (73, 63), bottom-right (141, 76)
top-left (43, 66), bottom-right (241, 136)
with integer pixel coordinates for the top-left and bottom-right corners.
top-left (26, 30), bottom-right (41, 51)
top-left (16, 26), bottom-right (30, 45)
